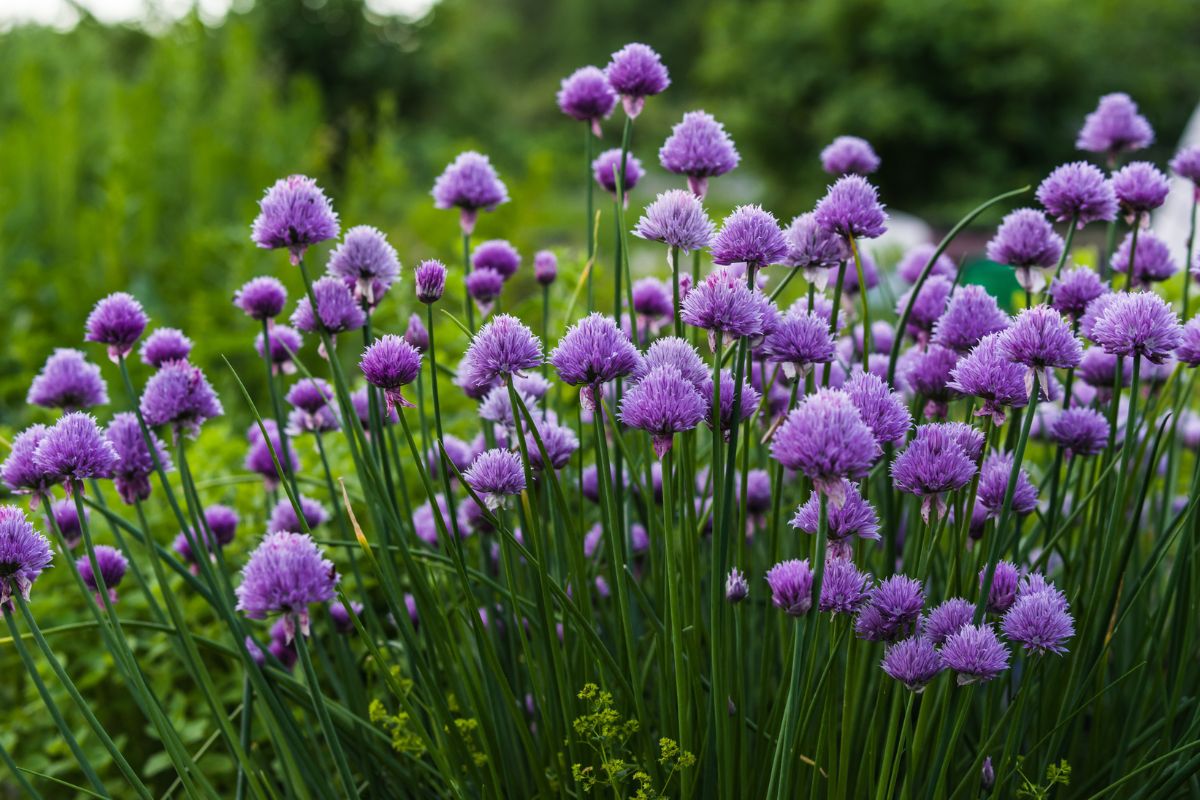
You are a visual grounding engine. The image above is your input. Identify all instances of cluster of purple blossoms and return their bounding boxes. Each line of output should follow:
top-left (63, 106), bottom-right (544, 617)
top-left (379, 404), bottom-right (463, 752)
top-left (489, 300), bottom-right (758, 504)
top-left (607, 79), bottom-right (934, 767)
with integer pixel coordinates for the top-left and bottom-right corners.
top-left (1050, 407), bottom-right (1111, 458)
top-left (141, 359), bottom-right (224, 438)
top-left (550, 313), bottom-right (639, 409)
top-left (106, 412), bottom-right (171, 504)
top-left (891, 424), bottom-right (977, 521)
top-left (327, 225), bottom-right (401, 309)
top-left (897, 243), bottom-right (956, 284)
top-left (820, 136), bottom-right (880, 176)
top-left (77, 545), bottom-right (128, 605)
top-left (681, 266), bottom-right (767, 351)
top-left (244, 420), bottom-right (298, 490)
top-left (948, 333), bottom-right (1029, 424)
top-left (814, 175), bottom-right (888, 240)
top-left (256, 325), bottom-right (303, 375)
top-left (251, 175), bottom-right (340, 264)
top-left (464, 448), bottom-right (526, 510)
top-left (1076, 92), bottom-right (1154, 158)
top-left (462, 314), bottom-right (544, 390)
top-left (707, 369), bottom-right (760, 435)
top-left (659, 110), bottom-right (740, 198)
top-left (1110, 230), bottom-right (1177, 286)
top-left (986, 209), bottom-right (1064, 292)
top-left (604, 43), bottom-right (670, 118)
top-left (85, 292), bottom-right (149, 361)
top-left (933, 286), bottom-right (1011, 355)
top-left (34, 413), bottom-right (120, 491)
top-left (782, 212), bottom-right (848, 290)
top-left (634, 189), bottom-right (717, 254)
top-left (1036, 161), bottom-right (1117, 228)
top-left (593, 149), bottom-right (643, 198)
top-left (414, 260), bottom-right (447, 304)
top-left (760, 310), bottom-right (836, 380)
top-left (1177, 318), bottom-right (1200, 367)
top-left (140, 328), bottom-right (193, 369)
top-left (236, 531), bottom-right (338, 640)
top-left (432, 151), bottom-right (509, 234)
top-left (896, 275), bottom-right (953, 340)
top-left (940, 625), bottom-right (1010, 685)
top-left (710, 205), bottom-right (788, 269)
top-left (1091, 292), bottom-right (1183, 364)
top-left (557, 66), bottom-right (617, 136)
top-left (790, 478), bottom-right (881, 555)
top-left (291, 275), bottom-right (365, 336)
top-left (976, 452), bottom-right (1039, 523)
top-left (1002, 575), bottom-right (1074, 655)
top-left (881, 637), bottom-right (943, 692)
top-left (1049, 267), bottom-right (1107, 320)
top-left (0, 506), bottom-right (54, 609)
top-left (360, 335), bottom-right (423, 413)
top-left (235, 276), bottom-right (288, 320)
top-left (843, 370), bottom-right (912, 446)
top-left (28, 349), bottom-right (108, 411)
top-left (533, 251), bottom-right (558, 286)
top-left (819, 557), bottom-right (872, 614)
top-left (765, 559), bottom-right (814, 616)
top-left (771, 388), bottom-right (879, 504)
top-left (1112, 161), bottom-right (1170, 221)
top-left (856, 575), bottom-right (924, 642)
top-left (725, 568), bottom-right (749, 604)
top-left (999, 306), bottom-right (1083, 396)
top-left (268, 495), bottom-right (328, 534)
top-left (619, 365), bottom-right (706, 457)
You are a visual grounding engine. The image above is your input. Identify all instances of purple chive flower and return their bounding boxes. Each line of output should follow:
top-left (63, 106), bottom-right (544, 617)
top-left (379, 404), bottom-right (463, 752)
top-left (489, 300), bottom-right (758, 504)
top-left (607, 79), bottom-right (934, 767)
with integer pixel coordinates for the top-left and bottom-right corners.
top-left (681, 266), bottom-right (765, 350)
top-left (1172, 146), bottom-right (1200, 196)
top-left (245, 420), bottom-right (298, 490)
top-left (466, 267), bottom-right (505, 316)
top-left (844, 370), bottom-right (912, 446)
top-left (1002, 590), bottom-right (1075, 655)
top-left (235, 276), bottom-right (288, 320)
top-left (881, 637), bottom-right (943, 692)
top-left (464, 448), bottom-right (526, 510)
top-left (933, 285), bottom-right (1011, 353)
top-left (1112, 161), bottom-right (1170, 216)
top-left (1050, 407), bottom-right (1110, 457)
top-left (711, 205), bottom-right (788, 268)
top-left (266, 619), bottom-right (298, 669)
top-left (633, 337), bottom-right (709, 394)
top-left (1110, 230), bottom-right (1177, 286)
top-left (1092, 291), bottom-right (1183, 364)
top-left (819, 557), bottom-right (872, 614)
top-left (34, 413), bottom-right (120, 488)
top-left (814, 175), bottom-right (888, 240)
top-left (414, 259), bottom-right (448, 304)
top-left (290, 276), bottom-right (365, 335)
top-left (633, 189), bottom-right (717, 253)
top-left (251, 175), bottom-right (340, 264)
top-left (2, 426), bottom-right (55, 501)
top-left (329, 600), bottom-right (364, 634)
top-left (766, 558), bottom-right (814, 616)
top-left (255, 327), bottom-right (303, 380)
top-left (549, 313), bottom-right (639, 409)
top-left (999, 306), bottom-right (1083, 393)
top-left (659, 110), bottom-right (740, 197)
top-left (771, 388), bottom-right (880, 504)
top-left (77, 545), bottom-right (128, 604)
top-left (268, 495), bottom-right (328, 534)
top-left (525, 418), bottom-right (580, 471)
top-left (350, 387), bottom-right (397, 428)
top-left (761, 311), bottom-right (836, 379)
top-left (604, 43), bottom-right (670, 118)
top-left (0, 506), bottom-right (54, 609)
top-left (1177, 318), bottom-right (1200, 367)
top-left (593, 148), bottom-right (643, 197)
top-left (855, 321), bottom-right (895, 357)
top-left (840, 249), bottom-right (880, 297)
top-left (328, 225), bottom-right (401, 307)
top-left (27, 349), bottom-right (109, 411)
top-left (140, 359), bottom-right (223, 438)
top-left (462, 314), bottom-right (543, 388)
top-left (428, 433), bottom-right (476, 479)
top-left (707, 369), bottom-right (760, 434)
top-left (981, 561), bottom-right (1021, 614)
top-left (891, 424), bottom-right (977, 521)
top-left (897, 243), bottom-right (957, 284)
top-left (360, 335), bottom-right (423, 413)
top-left (1076, 92), bottom-right (1154, 157)
top-left (856, 575), bottom-right (924, 642)
top-left (820, 135), bottom-right (881, 176)
top-left (472, 240), bottom-right (521, 281)
top-left (404, 314), bottom-right (429, 353)
top-left (139, 328), bottom-right (193, 369)
top-left (948, 333), bottom-right (1029, 424)
top-left (235, 531), bottom-right (338, 640)
top-left (726, 568), bottom-right (749, 603)
top-left (480, 385), bottom-right (538, 432)
top-left (792, 480), bottom-right (881, 553)
top-left (1077, 348), bottom-right (1130, 395)
top-left (200, 505), bottom-right (239, 547)
top-left (976, 452), bottom-right (1038, 520)
top-left (557, 66), bottom-right (617, 136)
top-left (632, 277), bottom-right (674, 322)
top-left (49, 498), bottom-right (86, 549)
top-left (106, 413), bottom-right (171, 504)
top-left (740, 469), bottom-right (772, 517)
top-left (1049, 267), bottom-right (1107, 319)
top-left (84, 292), bottom-right (148, 361)
top-left (783, 212), bottom-right (849, 290)
top-left (414, 495), bottom-right (452, 545)
top-left (986, 209), bottom-right (1064, 292)
top-left (897, 275), bottom-right (954, 340)
top-left (533, 250), bottom-right (558, 285)
top-left (513, 373), bottom-right (552, 400)
top-left (925, 421), bottom-right (985, 461)
top-left (1080, 292), bottom-right (1120, 343)
top-left (940, 624), bottom-right (1010, 684)
top-left (1036, 161), bottom-right (1118, 228)
top-left (924, 597), bottom-right (975, 646)
top-left (431, 151), bottom-right (509, 235)
top-left (286, 378), bottom-right (334, 416)
top-left (620, 365), bottom-right (706, 457)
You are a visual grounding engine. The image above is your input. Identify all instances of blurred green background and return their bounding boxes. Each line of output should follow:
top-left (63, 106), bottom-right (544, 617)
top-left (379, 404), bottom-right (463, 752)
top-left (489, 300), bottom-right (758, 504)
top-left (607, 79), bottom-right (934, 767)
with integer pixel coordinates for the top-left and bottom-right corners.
top-left (3, 0), bottom-right (1200, 426)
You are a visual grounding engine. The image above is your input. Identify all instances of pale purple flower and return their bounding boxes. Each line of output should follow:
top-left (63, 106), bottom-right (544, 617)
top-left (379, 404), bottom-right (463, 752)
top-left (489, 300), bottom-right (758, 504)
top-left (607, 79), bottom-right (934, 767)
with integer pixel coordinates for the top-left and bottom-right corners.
top-left (464, 448), bottom-right (526, 510)
top-left (681, 266), bottom-right (765, 350)
top-left (999, 306), bottom-right (1083, 393)
top-left (844, 370), bottom-right (912, 446)
top-left (250, 175), bottom-right (340, 263)
top-left (820, 135), bottom-right (880, 176)
top-left (792, 480), bottom-right (881, 549)
top-left (1110, 230), bottom-right (1177, 286)
top-left (84, 292), bottom-right (148, 360)
top-left (706, 369), bottom-right (761, 434)
top-left (534, 250), bottom-right (558, 285)
top-left (203, 505), bottom-right (239, 547)
top-left (244, 420), bottom-right (298, 490)
top-left (479, 385), bottom-right (537, 432)
top-left (841, 249), bottom-right (879, 296)
top-left (1177, 317), bottom-right (1200, 367)
top-left (27, 349), bottom-right (108, 411)
top-left (287, 378), bottom-right (333, 416)
top-left (986, 209), bottom-right (1064, 292)
top-left (897, 243), bottom-right (956, 284)
top-left (414, 495), bottom-right (452, 545)
top-left (2, 426), bottom-right (54, 501)
top-left (268, 495), bottom-right (328, 534)
top-left (414, 259), bottom-right (447, 304)
top-left (940, 624), bottom-right (1009, 684)
top-left (891, 424), bottom-right (977, 521)
top-left (948, 333), bottom-right (1029, 424)
top-left (1171, 145), bottom-right (1200, 187)
top-left (77, 545), bottom-right (128, 604)
top-left (472, 240), bottom-right (521, 281)
top-left (1002, 590), bottom-right (1075, 655)
top-left (976, 452), bottom-right (1038, 520)
top-left (1092, 291), bottom-right (1183, 364)
top-left (327, 225), bottom-right (401, 307)
top-left (463, 314), bottom-right (543, 388)
top-left (0, 505), bottom-right (54, 609)
top-left (360, 334), bottom-right (422, 413)
top-left (1049, 267), bottom-right (1106, 319)
top-left (404, 313), bottom-right (429, 353)
top-left (924, 421), bottom-right (985, 461)
top-left (235, 531), bottom-right (338, 640)
top-left (1050, 407), bottom-right (1110, 457)
top-left (604, 43), bottom-right (670, 118)
top-left (782, 212), bottom-right (848, 290)
top-left (766, 558), bottom-right (814, 616)
top-left (290, 276), bottom-right (365, 335)
top-left (897, 275), bottom-right (954, 339)
top-left (633, 337), bottom-right (709, 394)
top-left (981, 561), bottom-right (1021, 613)
top-left (633, 189), bottom-right (716, 253)
top-left (1036, 161), bottom-right (1117, 228)
top-left (432, 152), bottom-right (509, 234)
top-left (771, 388), bottom-right (880, 503)
top-left (329, 600), bottom-right (364, 634)
top-left (550, 313), bottom-right (639, 409)
top-left (881, 637), bottom-right (942, 692)
top-left (140, 360), bottom-right (224, 437)
top-left (106, 413), bottom-right (171, 504)
top-left (760, 311), bottom-right (836, 379)
top-left (819, 557), bottom-right (872, 614)
top-left (923, 597), bottom-right (975, 646)
top-left (855, 321), bottom-right (896, 357)
top-left (814, 175), bottom-right (888, 239)
top-left (593, 148), bottom-right (643, 197)
top-left (659, 110), bottom-right (740, 197)
top-left (855, 575), bottom-right (924, 642)
top-left (466, 267), bottom-right (505, 316)
top-left (711, 204), bottom-right (788, 268)
top-left (632, 277), bottom-right (674, 322)
top-left (620, 365), bottom-right (706, 457)
top-left (933, 285), bottom-right (1011, 353)
top-left (525, 417), bottom-right (579, 471)
top-left (726, 567), bottom-right (749, 603)
top-left (235, 276), bottom-right (288, 320)
top-left (557, 66), bottom-right (617, 135)
top-left (1111, 161), bottom-right (1170, 215)
top-left (1077, 347), bottom-right (1130, 394)
top-left (902, 344), bottom-right (961, 419)
top-left (34, 413), bottom-right (120, 487)
top-left (1076, 93), bottom-right (1154, 157)
top-left (1080, 292), bottom-right (1119, 343)
top-left (49, 498), bottom-right (85, 548)
top-left (140, 328), bottom-right (193, 369)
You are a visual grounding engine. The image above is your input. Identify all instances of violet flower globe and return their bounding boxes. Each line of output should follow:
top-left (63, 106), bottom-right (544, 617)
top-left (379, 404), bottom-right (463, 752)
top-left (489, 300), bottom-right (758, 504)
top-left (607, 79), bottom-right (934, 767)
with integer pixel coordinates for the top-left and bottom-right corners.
top-left (255, 325), bottom-right (303, 375)
top-left (27, 348), bottom-right (109, 411)
top-left (765, 558), bottom-right (814, 616)
top-left (327, 225), bottom-right (401, 308)
top-left (604, 43), bottom-right (670, 118)
top-left (414, 259), bottom-right (447, 305)
top-left (33, 412), bottom-right (120, 488)
top-left (783, 212), bottom-right (848, 290)
top-left (140, 359), bottom-right (224, 438)
top-left (819, 557), bottom-right (872, 614)
top-left (77, 545), bottom-right (128, 604)
top-left (948, 333), bottom-right (1029, 424)
top-left (820, 135), bottom-right (881, 176)
top-left (658, 110), bottom-right (740, 198)
top-left (1111, 161), bottom-right (1170, 216)
top-left (268, 495), bottom-right (328, 534)
top-left (85, 292), bottom-right (149, 361)
top-left (725, 568), bottom-right (749, 604)
top-left (464, 448), bottom-right (526, 510)
top-left (0, 505), bottom-right (54, 609)
top-left (2, 426), bottom-right (55, 501)
top-left (106, 412), bottom-right (172, 505)
top-left (770, 388), bottom-right (880, 504)
top-left (710, 205), bottom-right (788, 268)
top-left (881, 637), bottom-right (942, 692)
top-left (360, 335), bottom-right (423, 413)
top-left (1177, 317), bottom-right (1200, 367)
top-left (855, 575), bottom-right (924, 642)
top-left (985, 208), bottom-right (1064, 292)
top-left (556, 65), bottom-right (617, 136)
top-left (1076, 92), bottom-right (1154, 158)
top-left (432, 151), bottom-right (510, 235)
top-left (236, 531), bottom-right (338, 640)
top-left (932, 285), bottom-right (1011, 353)
top-left (940, 624), bottom-right (1010, 685)
top-left (1091, 291), bottom-right (1183, 364)
top-left (472, 240), bottom-right (521, 281)
top-left (897, 243), bottom-right (956, 284)
top-left (549, 313), bottom-right (640, 409)
top-left (999, 306), bottom-right (1083, 394)
top-left (290, 276), bottom-right (365, 335)
top-left (533, 250), bottom-right (558, 285)
top-left (792, 481), bottom-right (881, 554)
top-left (891, 424), bottom-right (977, 521)
top-left (466, 268), bottom-right (505, 316)
top-left (1110, 230), bottom-right (1177, 286)
top-left (681, 266), bottom-right (765, 351)
top-left (1171, 145), bottom-right (1200, 192)
top-left (1036, 161), bottom-right (1117, 228)
top-left (235, 276), bottom-right (288, 320)
top-left (1049, 267), bottom-right (1107, 320)
top-left (619, 365), bottom-right (707, 457)
top-left (633, 189), bottom-right (717, 254)
top-left (250, 175), bottom-right (340, 264)
top-left (814, 175), bottom-right (888, 240)
top-left (140, 328), bottom-right (193, 369)
top-left (923, 598), bottom-right (975, 646)
top-left (760, 311), bottom-right (837, 379)
top-left (1050, 407), bottom-right (1111, 458)
top-left (592, 148), bottom-right (643, 198)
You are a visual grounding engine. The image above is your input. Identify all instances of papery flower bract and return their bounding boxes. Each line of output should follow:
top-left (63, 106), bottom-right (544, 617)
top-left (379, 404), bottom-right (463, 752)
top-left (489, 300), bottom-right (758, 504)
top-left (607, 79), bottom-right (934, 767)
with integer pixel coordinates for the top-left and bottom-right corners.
top-left (0, 505), bottom-right (54, 609)
top-left (1076, 92), bottom-right (1154, 156)
top-left (659, 110), bottom-right (740, 197)
top-left (726, 567), bottom-right (749, 603)
top-left (235, 276), bottom-right (288, 320)
top-left (290, 276), bottom-right (365, 335)
top-left (986, 209), bottom-right (1064, 292)
top-left (820, 135), bottom-right (880, 176)
top-left (766, 558), bottom-right (814, 616)
top-left (464, 448), bottom-right (526, 510)
top-left (856, 575), bottom-right (924, 642)
top-left (620, 365), bottom-right (706, 457)
top-left (1111, 161), bottom-right (1170, 215)
top-left (77, 544), bottom-right (128, 604)
top-left (896, 275), bottom-right (953, 339)
top-left (844, 370), bottom-right (912, 446)
top-left (432, 152), bottom-right (509, 234)
top-left (604, 43), bottom-right (670, 118)
top-left (593, 148), bottom-right (643, 196)
top-left (1092, 291), bottom-right (1183, 364)
top-left (633, 189), bottom-right (716, 253)
top-left (1036, 161), bottom-right (1117, 228)
top-left (940, 624), bottom-right (1010, 684)
top-left (549, 313), bottom-right (638, 409)
top-left (976, 452), bottom-right (1038, 519)
top-left (85, 292), bottom-right (148, 360)
top-left (1050, 407), bottom-right (1110, 457)
top-left (933, 285), bottom-right (1010, 353)
top-left (360, 335), bottom-right (422, 413)
top-left (414, 259), bottom-right (447, 304)
top-left (814, 175), bottom-right (888, 239)
top-left (771, 388), bottom-right (879, 503)
top-left (268, 495), bottom-right (328, 534)
top-left (1177, 317), bottom-right (1200, 367)
top-left (760, 311), bottom-right (836, 379)
top-left (2, 426), bottom-right (54, 501)
top-left (106, 412), bottom-right (171, 504)
top-left (710, 204), bottom-right (787, 268)
top-left (891, 424), bottom-right (976, 521)
top-left (34, 413), bottom-right (120, 487)
top-left (255, 325), bottom-right (303, 375)
top-left (948, 333), bottom-right (1029, 424)
top-left (27, 348), bottom-right (108, 411)
top-left (819, 557), bottom-right (872, 614)
top-left (327, 225), bottom-right (401, 307)
top-left (463, 314), bottom-right (544, 388)
top-left (533, 250), bottom-right (558, 285)
top-left (472, 240), bottom-right (521, 281)
top-left (681, 266), bottom-right (765, 350)
top-left (923, 597), bottom-right (975, 646)
top-left (250, 175), bottom-right (339, 263)
top-left (557, 66), bottom-right (617, 134)
top-left (140, 328), bottom-right (193, 369)
top-left (1002, 589), bottom-right (1075, 655)
top-left (235, 531), bottom-right (338, 640)
top-left (141, 360), bottom-right (224, 438)
top-left (999, 306), bottom-right (1083, 392)
top-left (881, 637), bottom-right (942, 692)
top-left (1110, 230), bottom-right (1177, 286)
top-left (1049, 267), bottom-right (1107, 319)
top-left (897, 243), bottom-right (956, 284)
